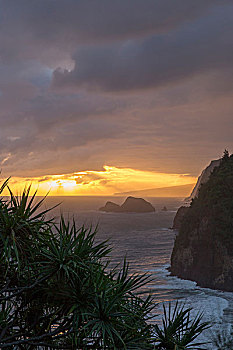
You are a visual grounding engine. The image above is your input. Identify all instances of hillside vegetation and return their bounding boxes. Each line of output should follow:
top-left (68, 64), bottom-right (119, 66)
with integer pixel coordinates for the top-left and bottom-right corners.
top-left (171, 151), bottom-right (233, 291)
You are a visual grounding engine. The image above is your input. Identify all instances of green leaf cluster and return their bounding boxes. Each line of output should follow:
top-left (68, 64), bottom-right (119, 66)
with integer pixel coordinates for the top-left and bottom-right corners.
top-left (154, 302), bottom-right (209, 350)
top-left (179, 152), bottom-right (233, 253)
top-left (213, 326), bottom-right (233, 350)
top-left (0, 181), bottom-right (209, 349)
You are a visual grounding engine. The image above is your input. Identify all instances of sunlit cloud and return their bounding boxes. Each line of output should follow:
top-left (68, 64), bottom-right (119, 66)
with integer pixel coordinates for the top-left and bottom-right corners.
top-left (0, 1), bottom-right (232, 179)
top-left (1, 153), bottom-right (12, 166)
top-left (1, 165), bottom-right (196, 196)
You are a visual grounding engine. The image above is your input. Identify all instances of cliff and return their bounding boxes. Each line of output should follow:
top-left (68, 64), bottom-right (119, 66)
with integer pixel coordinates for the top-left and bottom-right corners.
top-left (170, 153), bottom-right (233, 291)
top-left (99, 196), bottom-right (155, 213)
top-left (186, 159), bottom-right (220, 200)
top-left (172, 206), bottom-right (189, 230)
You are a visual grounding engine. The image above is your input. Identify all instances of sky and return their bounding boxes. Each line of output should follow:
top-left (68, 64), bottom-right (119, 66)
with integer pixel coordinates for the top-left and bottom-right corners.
top-left (0, 1), bottom-right (232, 195)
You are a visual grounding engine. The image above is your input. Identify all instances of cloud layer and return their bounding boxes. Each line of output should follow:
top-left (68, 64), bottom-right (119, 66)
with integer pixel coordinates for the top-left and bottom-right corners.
top-left (53, 7), bottom-right (233, 92)
top-left (0, 1), bottom-right (232, 185)
top-left (5, 166), bottom-right (196, 196)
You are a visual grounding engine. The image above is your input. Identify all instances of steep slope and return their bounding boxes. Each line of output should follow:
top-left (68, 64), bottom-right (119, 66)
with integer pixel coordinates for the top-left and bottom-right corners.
top-left (186, 159), bottom-right (220, 200)
top-left (170, 153), bottom-right (233, 291)
top-left (172, 206), bottom-right (189, 230)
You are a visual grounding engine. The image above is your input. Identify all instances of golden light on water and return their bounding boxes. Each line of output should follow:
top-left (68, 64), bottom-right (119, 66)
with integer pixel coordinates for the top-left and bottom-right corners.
top-left (1, 165), bottom-right (196, 196)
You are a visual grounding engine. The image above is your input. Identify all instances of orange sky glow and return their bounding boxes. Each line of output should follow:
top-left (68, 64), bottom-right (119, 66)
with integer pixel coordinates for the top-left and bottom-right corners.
top-left (1, 165), bottom-right (196, 196)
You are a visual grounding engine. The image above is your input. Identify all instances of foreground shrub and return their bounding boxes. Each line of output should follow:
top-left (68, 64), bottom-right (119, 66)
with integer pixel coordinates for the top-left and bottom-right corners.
top-left (0, 181), bottom-right (209, 349)
top-left (212, 326), bottom-right (233, 350)
top-left (154, 302), bottom-right (209, 350)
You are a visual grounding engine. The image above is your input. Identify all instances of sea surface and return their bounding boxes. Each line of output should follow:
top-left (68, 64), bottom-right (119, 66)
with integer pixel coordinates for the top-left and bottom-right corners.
top-left (43, 196), bottom-right (233, 349)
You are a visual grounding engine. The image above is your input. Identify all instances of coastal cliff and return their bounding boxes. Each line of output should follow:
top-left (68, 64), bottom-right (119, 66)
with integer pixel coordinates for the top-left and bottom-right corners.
top-left (171, 152), bottom-right (233, 291)
top-left (185, 158), bottom-right (220, 200)
top-left (172, 206), bottom-right (189, 230)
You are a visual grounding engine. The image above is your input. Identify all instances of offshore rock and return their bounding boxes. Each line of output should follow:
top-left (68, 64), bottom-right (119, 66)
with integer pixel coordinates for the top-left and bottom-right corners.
top-left (99, 201), bottom-right (121, 212)
top-left (99, 196), bottom-right (155, 213)
top-left (120, 196), bottom-right (155, 213)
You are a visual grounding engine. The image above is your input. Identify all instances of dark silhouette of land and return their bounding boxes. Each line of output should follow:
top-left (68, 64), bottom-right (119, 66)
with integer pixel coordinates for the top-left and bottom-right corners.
top-left (114, 183), bottom-right (195, 197)
top-left (99, 196), bottom-right (155, 213)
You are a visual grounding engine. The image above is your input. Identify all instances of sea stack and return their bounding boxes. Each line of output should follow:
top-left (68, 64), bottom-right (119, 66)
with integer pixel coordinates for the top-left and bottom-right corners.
top-left (99, 196), bottom-right (155, 213)
top-left (99, 201), bottom-right (121, 212)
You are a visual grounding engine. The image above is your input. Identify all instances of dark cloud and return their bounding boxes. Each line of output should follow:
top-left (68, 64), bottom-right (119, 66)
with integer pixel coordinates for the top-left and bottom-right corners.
top-left (0, 1), bottom-right (232, 179)
top-left (53, 5), bottom-right (233, 91)
top-left (28, 91), bottom-right (129, 131)
top-left (0, 0), bottom-right (225, 62)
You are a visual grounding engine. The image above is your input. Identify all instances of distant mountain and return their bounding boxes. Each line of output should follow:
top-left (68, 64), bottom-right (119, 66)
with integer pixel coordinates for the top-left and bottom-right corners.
top-left (185, 159), bottom-right (221, 200)
top-left (114, 183), bottom-right (195, 197)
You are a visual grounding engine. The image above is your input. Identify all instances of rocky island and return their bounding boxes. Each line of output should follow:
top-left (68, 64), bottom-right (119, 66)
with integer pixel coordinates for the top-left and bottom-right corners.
top-left (99, 196), bottom-right (155, 213)
top-left (170, 151), bottom-right (233, 291)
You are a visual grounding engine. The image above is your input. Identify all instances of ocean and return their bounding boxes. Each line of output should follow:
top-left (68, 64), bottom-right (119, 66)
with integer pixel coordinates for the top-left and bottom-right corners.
top-left (43, 196), bottom-right (233, 349)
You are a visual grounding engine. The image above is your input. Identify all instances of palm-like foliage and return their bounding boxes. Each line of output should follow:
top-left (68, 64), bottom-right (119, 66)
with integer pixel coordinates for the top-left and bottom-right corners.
top-left (0, 181), bottom-right (209, 349)
top-left (154, 302), bottom-right (210, 350)
top-left (0, 182), bottom-right (156, 349)
top-left (212, 326), bottom-right (233, 350)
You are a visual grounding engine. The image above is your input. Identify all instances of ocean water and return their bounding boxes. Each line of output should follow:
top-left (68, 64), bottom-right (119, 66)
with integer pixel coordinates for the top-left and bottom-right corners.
top-left (43, 196), bottom-right (233, 349)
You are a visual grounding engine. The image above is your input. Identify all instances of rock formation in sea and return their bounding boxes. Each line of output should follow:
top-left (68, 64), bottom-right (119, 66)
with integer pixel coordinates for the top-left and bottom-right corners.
top-left (99, 201), bottom-right (121, 212)
top-left (170, 152), bottom-right (233, 291)
top-left (99, 196), bottom-right (155, 213)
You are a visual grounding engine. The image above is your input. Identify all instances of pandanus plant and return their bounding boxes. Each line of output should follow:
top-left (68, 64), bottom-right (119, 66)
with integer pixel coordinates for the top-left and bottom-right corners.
top-left (0, 179), bottom-right (209, 349)
top-left (154, 302), bottom-right (210, 350)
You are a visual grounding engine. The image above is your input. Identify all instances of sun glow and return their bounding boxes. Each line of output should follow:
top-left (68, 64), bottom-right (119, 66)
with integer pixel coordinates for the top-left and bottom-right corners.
top-left (51, 179), bottom-right (77, 190)
top-left (1, 165), bottom-right (196, 196)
